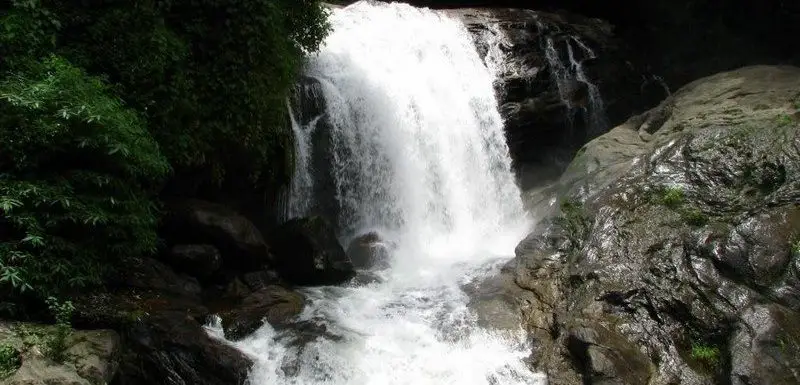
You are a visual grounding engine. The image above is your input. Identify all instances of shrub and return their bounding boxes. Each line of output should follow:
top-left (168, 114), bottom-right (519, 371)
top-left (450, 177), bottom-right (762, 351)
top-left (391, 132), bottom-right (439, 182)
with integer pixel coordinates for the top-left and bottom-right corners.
top-left (0, 344), bottom-right (21, 379)
top-left (43, 296), bottom-right (74, 362)
top-left (0, 55), bottom-right (169, 298)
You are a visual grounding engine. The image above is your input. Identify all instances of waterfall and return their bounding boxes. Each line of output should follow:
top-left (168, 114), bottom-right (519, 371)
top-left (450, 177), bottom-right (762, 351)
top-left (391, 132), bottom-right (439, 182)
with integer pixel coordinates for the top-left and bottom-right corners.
top-left (217, 2), bottom-right (545, 384)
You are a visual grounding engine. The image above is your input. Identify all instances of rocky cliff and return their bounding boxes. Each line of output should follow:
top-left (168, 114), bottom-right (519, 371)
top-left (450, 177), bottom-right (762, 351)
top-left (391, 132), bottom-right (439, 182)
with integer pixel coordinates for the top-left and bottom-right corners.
top-left (500, 65), bottom-right (800, 384)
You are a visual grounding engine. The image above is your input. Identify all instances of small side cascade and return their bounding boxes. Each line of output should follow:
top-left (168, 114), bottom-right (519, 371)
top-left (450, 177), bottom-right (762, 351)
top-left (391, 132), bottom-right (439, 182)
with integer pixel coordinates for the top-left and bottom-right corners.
top-left (537, 19), bottom-right (609, 136)
top-left (280, 78), bottom-right (327, 222)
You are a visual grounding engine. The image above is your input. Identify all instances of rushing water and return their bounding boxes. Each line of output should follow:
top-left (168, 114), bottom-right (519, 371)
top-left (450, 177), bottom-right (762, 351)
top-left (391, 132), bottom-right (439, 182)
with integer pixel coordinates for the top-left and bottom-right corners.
top-left (208, 2), bottom-right (545, 384)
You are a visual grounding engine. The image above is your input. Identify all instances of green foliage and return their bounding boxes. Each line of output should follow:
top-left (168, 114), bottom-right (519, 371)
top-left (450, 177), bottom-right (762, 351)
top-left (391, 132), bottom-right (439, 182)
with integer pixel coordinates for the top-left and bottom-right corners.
top-left (556, 198), bottom-right (591, 252)
top-left (11, 298), bottom-right (75, 364)
top-left (777, 114), bottom-right (793, 127)
top-left (691, 343), bottom-right (720, 368)
top-left (1, 0), bottom-right (328, 304)
top-left (0, 0), bottom-right (61, 68)
top-left (657, 186), bottom-right (685, 209)
top-left (43, 296), bottom-right (74, 362)
top-left (0, 55), bottom-right (169, 297)
top-left (681, 208), bottom-right (709, 227)
top-left (54, 0), bottom-right (331, 186)
top-left (651, 185), bottom-right (709, 227)
top-left (0, 344), bottom-right (21, 379)
top-left (0, 0), bottom-right (330, 311)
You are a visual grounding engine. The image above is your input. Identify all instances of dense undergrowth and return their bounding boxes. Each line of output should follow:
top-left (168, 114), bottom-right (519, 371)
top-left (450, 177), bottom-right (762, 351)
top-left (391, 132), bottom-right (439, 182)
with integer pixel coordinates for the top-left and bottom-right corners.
top-left (0, 0), bottom-right (330, 316)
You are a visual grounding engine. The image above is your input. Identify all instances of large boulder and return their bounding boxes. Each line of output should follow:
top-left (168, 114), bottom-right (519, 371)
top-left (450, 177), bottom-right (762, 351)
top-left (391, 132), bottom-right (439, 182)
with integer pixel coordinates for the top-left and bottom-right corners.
top-left (0, 322), bottom-right (120, 385)
top-left (509, 66), bottom-right (800, 384)
top-left (165, 244), bottom-right (223, 279)
top-left (114, 313), bottom-right (252, 385)
top-left (164, 199), bottom-right (272, 271)
top-left (69, 252), bottom-right (249, 385)
top-left (345, 232), bottom-right (394, 270)
top-left (219, 285), bottom-right (305, 341)
top-left (270, 217), bottom-right (355, 285)
top-left (112, 256), bottom-right (202, 299)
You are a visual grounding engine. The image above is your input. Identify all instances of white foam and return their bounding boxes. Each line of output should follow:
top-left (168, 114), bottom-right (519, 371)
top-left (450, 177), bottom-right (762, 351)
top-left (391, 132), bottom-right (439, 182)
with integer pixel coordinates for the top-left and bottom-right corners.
top-left (225, 2), bottom-right (545, 384)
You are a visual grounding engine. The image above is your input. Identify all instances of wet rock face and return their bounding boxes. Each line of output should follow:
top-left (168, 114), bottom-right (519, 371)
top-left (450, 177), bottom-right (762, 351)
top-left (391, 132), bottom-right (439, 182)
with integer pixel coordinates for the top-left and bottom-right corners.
top-left (270, 216), bottom-right (356, 285)
top-left (447, 9), bottom-right (650, 188)
top-left (511, 66), bottom-right (800, 385)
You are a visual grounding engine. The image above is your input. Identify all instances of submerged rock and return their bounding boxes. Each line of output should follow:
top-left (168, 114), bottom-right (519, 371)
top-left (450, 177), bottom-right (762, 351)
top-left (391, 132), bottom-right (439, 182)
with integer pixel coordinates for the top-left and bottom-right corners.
top-left (511, 66), bottom-right (800, 384)
top-left (220, 285), bottom-right (305, 341)
top-left (345, 232), bottom-right (394, 270)
top-left (270, 216), bottom-right (355, 285)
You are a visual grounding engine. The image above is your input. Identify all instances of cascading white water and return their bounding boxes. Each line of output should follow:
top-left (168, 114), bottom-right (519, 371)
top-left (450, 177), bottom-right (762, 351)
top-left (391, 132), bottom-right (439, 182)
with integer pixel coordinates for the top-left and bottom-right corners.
top-left (210, 2), bottom-right (545, 384)
top-left (285, 101), bottom-right (317, 220)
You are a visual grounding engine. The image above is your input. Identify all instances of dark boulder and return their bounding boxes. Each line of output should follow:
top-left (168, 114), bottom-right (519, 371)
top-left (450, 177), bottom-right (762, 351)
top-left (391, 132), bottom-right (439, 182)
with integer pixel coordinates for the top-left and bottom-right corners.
top-left (345, 232), bottom-right (393, 270)
top-left (220, 285), bottom-right (305, 341)
top-left (164, 199), bottom-right (272, 271)
top-left (114, 313), bottom-right (252, 385)
top-left (71, 276), bottom-right (247, 385)
top-left (165, 244), bottom-right (223, 279)
top-left (241, 269), bottom-right (282, 292)
top-left (270, 217), bottom-right (355, 285)
top-left (69, 250), bottom-right (250, 385)
top-left (508, 66), bottom-right (800, 384)
top-left (112, 256), bottom-right (202, 299)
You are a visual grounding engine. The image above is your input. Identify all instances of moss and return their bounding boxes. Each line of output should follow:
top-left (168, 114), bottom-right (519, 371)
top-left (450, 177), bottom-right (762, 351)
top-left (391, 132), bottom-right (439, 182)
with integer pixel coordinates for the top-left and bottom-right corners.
top-left (0, 344), bottom-right (21, 379)
top-left (13, 320), bottom-right (73, 364)
top-left (682, 208), bottom-right (709, 227)
top-left (656, 186), bottom-right (685, 209)
top-left (556, 198), bottom-right (591, 253)
top-left (776, 114), bottom-right (793, 127)
top-left (691, 343), bottom-right (721, 368)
